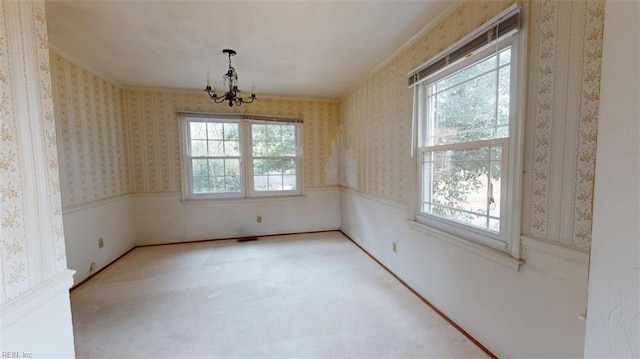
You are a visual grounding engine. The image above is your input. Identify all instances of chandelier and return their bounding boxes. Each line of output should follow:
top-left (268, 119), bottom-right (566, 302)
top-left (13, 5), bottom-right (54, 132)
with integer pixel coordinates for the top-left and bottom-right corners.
top-left (204, 49), bottom-right (257, 107)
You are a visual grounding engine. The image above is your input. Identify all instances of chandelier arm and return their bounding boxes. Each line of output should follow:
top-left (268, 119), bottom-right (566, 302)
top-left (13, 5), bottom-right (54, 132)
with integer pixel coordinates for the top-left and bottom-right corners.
top-left (211, 93), bottom-right (225, 103)
top-left (204, 88), bottom-right (227, 104)
top-left (242, 96), bottom-right (256, 104)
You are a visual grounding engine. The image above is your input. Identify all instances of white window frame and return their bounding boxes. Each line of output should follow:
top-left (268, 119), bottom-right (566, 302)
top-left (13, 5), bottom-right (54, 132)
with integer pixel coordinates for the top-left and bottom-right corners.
top-left (247, 120), bottom-right (303, 198)
top-left (410, 14), bottom-right (526, 259)
top-left (179, 113), bottom-right (303, 201)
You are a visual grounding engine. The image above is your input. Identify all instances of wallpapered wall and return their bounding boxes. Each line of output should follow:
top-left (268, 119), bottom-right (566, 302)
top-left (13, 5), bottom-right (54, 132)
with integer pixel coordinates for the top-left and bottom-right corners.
top-left (522, 0), bottom-right (604, 250)
top-left (0, 0), bottom-right (68, 304)
top-left (50, 52), bottom-right (132, 208)
top-left (338, 0), bottom-right (604, 250)
top-left (123, 88), bottom-right (338, 193)
top-left (50, 57), bottom-right (337, 205)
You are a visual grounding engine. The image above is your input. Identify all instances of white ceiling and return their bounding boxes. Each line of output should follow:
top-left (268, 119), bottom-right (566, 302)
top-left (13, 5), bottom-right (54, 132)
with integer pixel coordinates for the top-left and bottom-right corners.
top-left (46, 0), bottom-right (453, 99)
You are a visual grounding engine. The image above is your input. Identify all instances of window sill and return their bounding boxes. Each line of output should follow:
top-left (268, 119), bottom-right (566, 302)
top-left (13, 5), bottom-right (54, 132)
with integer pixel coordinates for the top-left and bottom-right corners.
top-left (407, 220), bottom-right (524, 271)
top-left (182, 193), bottom-right (306, 205)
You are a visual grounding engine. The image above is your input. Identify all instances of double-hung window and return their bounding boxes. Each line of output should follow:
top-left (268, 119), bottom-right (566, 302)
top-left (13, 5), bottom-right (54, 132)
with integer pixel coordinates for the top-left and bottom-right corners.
top-left (180, 113), bottom-right (303, 199)
top-left (410, 5), bottom-right (523, 254)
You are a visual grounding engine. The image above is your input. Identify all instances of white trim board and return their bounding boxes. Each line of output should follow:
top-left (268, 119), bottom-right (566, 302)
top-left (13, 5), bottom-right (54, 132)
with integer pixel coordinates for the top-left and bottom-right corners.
top-left (0, 269), bottom-right (75, 330)
top-left (521, 235), bottom-right (590, 265)
top-left (408, 220), bottom-right (524, 271)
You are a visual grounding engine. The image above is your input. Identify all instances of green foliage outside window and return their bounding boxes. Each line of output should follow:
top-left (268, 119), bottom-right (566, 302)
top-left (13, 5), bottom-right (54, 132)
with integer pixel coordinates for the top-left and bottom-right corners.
top-left (424, 48), bottom-right (511, 231)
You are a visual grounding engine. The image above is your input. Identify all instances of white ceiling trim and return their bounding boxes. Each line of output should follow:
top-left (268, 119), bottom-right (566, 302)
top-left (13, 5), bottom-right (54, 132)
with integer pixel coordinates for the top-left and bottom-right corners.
top-left (338, 0), bottom-right (464, 100)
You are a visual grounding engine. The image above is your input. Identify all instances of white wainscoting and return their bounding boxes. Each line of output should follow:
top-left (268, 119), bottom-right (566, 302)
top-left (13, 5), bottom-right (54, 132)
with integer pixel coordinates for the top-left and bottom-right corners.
top-left (340, 188), bottom-right (589, 358)
top-left (63, 195), bottom-right (136, 284)
top-left (134, 187), bottom-right (341, 245)
top-left (0, 270), bottom-right (76, 358)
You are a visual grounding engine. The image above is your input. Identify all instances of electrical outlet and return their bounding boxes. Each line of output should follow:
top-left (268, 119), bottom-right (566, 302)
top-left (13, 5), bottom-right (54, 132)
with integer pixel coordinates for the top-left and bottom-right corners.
top-left (257, 215), bottom-right (262, 223)
top-left (98, 237), bottom-right (104, 249)
top-left (392, 242), bottom-right (397, 253)
top-left (90, 262), bottom-right (96, 273)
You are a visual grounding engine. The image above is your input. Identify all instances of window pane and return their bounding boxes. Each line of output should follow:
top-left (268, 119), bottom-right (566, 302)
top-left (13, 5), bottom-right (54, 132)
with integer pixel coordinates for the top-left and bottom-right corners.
top-left (282, 125), bottom-right (295, 141)
top-left (499, 48), bottom-right (511, 66)
top-left (252, 124), bottom-right (297, 157)
top-left (489, 163), bottom-right (502, 218)
top-left (425, 46), bottom-right (514, 147)
top-left (192, 159), bottom-right (208, 177)
top-left (266, 124), bottom-right (281, 142)
top-left (208, 140), bottom-right (223, 156)
top-left (280, 159), bottom-right (296, 174)
top-left (252, 124), bottom-right (267, 141)
top-left (253, 159), bottom-right (269, 175)
top-left (223, 123), bottom-right (239, 140)
top-left (210, 176), bottom-right (226, 192)
top-left (253, 140), bottom-right (269, 157)
top-left (193, 176), bottom-right (209, 193)
top-left (225, 175), bottom-right (241, 192)
top-left (489, 218), bottom-right (500, 232)
top-left (268, 174), bottom-right (283, 191)
top-left (207, 123), bottom-right (223, 140)
top-left (421, 145), bottom-right (502, 233)
top-left (252, 158), bottom-right (297, 192)
top-left (224, 140), bottom-right (240, 156)
top-left (225, 159), bottom-right (240, 176)
top-left (436, 55), bottom-right (496, 93)
top-left (191, 140), bottom-right (207, 156)
top-left (497, 64), bottom-right (511, 127)
top-left (208, 159), bottom-right (224, 176)
top-left (190, 122), bottom-right (207, 140)
top-left (283, 175), bottom-right (297, 190)
top-left (429, 70), bottom-right (497, 145)
top-left (253, 175), bottom-right (268, 191)
top-left (280, 141), bottom-right (297, 156)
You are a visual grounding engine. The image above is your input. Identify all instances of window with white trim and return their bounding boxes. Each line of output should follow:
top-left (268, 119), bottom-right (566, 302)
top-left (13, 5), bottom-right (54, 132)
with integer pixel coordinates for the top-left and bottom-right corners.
top-left (180, 113), bottom-right (302, 199)
top-left (410, 5), bottom-right (523, 253)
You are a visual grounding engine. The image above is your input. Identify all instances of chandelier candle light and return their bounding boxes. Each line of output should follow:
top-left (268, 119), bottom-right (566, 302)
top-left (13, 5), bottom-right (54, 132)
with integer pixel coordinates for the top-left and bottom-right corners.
top-left (204, 49), bottom-right (257, 107)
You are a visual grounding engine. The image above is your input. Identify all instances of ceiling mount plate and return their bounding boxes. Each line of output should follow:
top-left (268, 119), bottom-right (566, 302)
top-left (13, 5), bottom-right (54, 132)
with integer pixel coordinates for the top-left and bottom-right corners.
top-left (222, 49), bottom-right (237, 57)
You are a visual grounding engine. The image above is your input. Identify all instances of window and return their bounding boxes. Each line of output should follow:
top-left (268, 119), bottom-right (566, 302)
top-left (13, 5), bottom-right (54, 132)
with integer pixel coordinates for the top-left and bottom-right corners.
top-left (410, 5), bottom-right (523, 253)
top-left (180, 113), bottom-right (302, 199)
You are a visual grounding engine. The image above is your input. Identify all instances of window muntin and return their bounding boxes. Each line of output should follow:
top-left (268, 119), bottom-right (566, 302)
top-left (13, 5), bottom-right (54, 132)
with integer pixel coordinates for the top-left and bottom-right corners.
top-left (182, 117), bottom-right (302, 199)
top-left (416, 36), bottom-right (517, 251)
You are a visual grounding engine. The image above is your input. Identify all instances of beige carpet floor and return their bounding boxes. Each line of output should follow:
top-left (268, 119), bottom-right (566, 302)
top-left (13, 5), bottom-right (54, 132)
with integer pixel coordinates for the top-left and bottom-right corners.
top-left (71, 231), bottom-right (488, 358)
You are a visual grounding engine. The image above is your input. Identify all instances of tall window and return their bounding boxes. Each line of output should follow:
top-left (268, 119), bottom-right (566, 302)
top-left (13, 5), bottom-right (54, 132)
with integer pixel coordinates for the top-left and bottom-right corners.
top-left (180, 114), bottom-right (302, 199)
top-left (410, 6), bottom-right (523, 252)
top-left (250, 123), bottom-right (299, 193)
top-left (189, 120), bottom-right (242, 195)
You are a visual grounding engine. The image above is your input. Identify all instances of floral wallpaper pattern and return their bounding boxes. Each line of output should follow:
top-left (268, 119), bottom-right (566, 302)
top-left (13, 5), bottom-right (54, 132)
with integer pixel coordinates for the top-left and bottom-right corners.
top-left (50, 54), bottom-right (338, 199)
top-left (523, 0), bottom-right (604, 249)
top-left (338, 0), bottom-right (604, 250)
top-left (124, 88), bottom-right (338, 193)
top-left (339, 0), bottom-right (513, 204)
top-left (0, 0), bottom-right (67, 304)
top-left (50, 52), bottom-right (132, 208)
